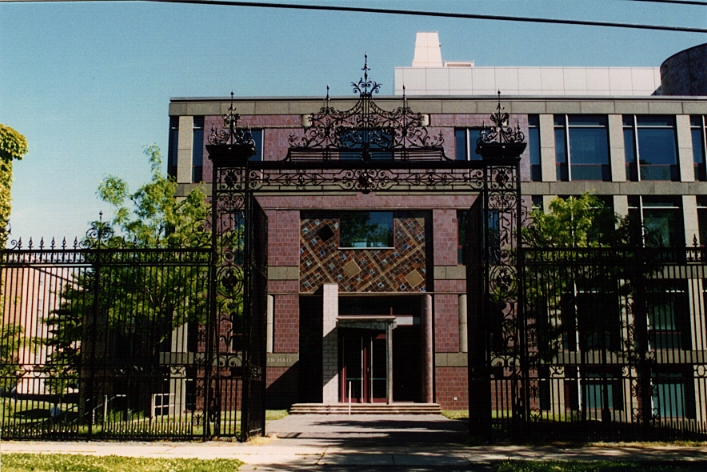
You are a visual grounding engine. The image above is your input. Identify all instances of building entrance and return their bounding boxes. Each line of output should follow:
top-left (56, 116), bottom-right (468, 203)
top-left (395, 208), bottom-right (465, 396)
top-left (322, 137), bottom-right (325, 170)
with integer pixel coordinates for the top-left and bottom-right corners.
top-left (340, 330), bottom-right (387, 403)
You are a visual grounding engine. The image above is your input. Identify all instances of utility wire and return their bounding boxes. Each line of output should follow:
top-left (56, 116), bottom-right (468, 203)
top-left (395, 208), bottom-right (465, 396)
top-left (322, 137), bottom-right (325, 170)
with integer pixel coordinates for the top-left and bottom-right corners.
top-left (151, 0), bottom-right (707, 33)
top-left (625, 0), bottom-right (707, 5)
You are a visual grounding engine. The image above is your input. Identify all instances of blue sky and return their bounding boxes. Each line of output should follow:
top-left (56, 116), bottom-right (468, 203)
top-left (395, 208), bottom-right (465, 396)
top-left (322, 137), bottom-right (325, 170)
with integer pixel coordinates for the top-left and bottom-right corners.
top-left (1, 0), bottom-right (705, 242)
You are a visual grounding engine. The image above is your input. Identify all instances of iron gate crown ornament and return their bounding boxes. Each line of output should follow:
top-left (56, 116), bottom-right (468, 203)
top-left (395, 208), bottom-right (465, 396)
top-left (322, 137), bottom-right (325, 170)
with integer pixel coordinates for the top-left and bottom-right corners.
top-left (206, 92), bottom-right (256, 165)
top-left (475, 91), bottom-right (526, 159)
top-left (287, 55), bottom-right (446, 162)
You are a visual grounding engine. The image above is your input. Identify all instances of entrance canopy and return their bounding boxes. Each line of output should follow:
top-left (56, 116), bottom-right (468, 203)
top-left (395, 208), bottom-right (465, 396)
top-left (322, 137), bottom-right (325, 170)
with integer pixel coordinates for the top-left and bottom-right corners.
top-left (337, 315), bottom-right (397, 331)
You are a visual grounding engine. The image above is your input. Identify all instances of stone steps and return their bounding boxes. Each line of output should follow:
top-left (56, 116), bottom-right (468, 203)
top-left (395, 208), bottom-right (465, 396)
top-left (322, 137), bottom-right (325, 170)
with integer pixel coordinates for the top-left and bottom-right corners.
top-left (289, 403), bottom-right (442, 415)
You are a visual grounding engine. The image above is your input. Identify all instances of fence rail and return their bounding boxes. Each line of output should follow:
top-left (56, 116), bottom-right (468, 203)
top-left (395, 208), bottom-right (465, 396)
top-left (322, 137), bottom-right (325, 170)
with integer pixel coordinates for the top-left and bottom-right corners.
top-left (0, 245), bottom-right (239, 440)
top-left (498, 246), bottom-right (707, 440)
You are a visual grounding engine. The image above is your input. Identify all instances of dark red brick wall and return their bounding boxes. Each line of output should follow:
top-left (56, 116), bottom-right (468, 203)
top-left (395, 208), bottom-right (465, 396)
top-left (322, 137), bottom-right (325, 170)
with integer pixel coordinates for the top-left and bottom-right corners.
top-left (434, 294), bottom-right (459, 352)
top-left (435, 366), bottom-right (468, 410)
top-left (273, 294), bottom-right (298, 353)
top-left (266, 365), bottom-right (299, 409)
top-left (267, 210), bottom-right (300, 267)
top-left (433, 209), bottom-right (458, 267)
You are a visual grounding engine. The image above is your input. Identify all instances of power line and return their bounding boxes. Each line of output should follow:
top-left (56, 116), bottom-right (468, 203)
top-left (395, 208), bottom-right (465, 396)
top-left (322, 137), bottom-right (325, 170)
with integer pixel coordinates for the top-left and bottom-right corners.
top-left (625, 0), bottom-right (707, 6)
top-left (150, 0), bottom-right (707, 33)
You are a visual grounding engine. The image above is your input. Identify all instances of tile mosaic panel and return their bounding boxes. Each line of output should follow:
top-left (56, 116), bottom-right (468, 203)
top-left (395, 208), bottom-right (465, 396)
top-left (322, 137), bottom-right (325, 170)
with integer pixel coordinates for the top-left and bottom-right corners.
top-left (300, 215), bottom-right (427, 293)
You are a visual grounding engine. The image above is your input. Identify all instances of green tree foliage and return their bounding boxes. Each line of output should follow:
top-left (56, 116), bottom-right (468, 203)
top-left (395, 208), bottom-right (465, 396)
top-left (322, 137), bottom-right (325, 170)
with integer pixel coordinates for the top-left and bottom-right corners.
top-left (41, 146), bottom-right (210, 394)
top-left (523, 193), bottom-right (621, 248)
top-left (0, 125), bottom-right (27, 392)
top-left (0, 124), bottom-right (28, 246)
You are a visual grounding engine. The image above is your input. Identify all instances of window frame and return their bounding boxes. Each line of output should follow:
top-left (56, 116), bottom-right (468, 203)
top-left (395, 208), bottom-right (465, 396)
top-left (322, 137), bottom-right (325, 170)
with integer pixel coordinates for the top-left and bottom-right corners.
top-left (624, 115), bottom-right (680, 182)
top-left (339, 211), bottom-right (395, 249)
top-left (555, 114), bottom-right (610, 182)
top-left (454, 128), bottom-right (483, 161)
top-left (192, 116), bottom-right (204, 183)
top-left (690, 115), bottom-right (706, 181)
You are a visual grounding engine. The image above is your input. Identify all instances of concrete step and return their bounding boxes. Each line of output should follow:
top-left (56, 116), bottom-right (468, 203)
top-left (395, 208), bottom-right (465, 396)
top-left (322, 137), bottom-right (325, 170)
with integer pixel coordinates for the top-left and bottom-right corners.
top-left (289, 403), bottom-right (442, 415)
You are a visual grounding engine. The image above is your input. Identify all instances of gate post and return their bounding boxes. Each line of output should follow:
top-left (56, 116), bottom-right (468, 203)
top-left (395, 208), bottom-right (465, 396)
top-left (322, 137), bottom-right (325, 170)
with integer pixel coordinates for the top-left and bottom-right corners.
top-left (206, 96), bottom-right (265, 440)
top-left (470, 94), bottom-right (526, 441)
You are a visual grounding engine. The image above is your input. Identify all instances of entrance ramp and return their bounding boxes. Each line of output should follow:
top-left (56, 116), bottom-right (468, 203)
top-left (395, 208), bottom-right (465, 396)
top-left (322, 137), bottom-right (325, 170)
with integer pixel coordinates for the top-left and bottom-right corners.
top-left (289, 403), bottom-right (441, 415)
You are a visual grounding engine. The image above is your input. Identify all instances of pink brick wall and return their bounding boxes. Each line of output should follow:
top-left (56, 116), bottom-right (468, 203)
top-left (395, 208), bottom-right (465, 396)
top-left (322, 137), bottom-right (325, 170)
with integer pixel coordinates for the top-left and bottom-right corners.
top-left (435, 367), bottom-right (468, 410)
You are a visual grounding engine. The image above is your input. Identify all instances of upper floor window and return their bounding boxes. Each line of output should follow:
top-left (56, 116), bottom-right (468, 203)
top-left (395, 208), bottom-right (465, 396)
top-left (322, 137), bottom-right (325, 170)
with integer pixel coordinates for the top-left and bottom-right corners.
top-left (528, 115), bottom-right (541, 181)
top-left (690, 116), bottom-right (706, 181)
top-left (340, 129), bottom-right (394, 160)
top-left (454, 128), bottom-right (483, 161)
top-left (167, 116), bottom-right (179, 178)
top-left (192, 116), bottom-right (204, 183)
top-left (555, 115), bottom-right (610, 181)
top-left (250, 129), bottom-right (264, 161)
top-left (624, 115), bottom-right (679, 181)
top-left (339, 212), bottom-right (394, 248)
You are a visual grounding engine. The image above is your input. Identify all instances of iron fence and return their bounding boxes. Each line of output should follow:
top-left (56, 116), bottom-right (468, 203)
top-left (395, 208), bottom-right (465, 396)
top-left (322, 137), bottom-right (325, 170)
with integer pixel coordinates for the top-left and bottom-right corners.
top-left (491, 246), bottom-right (707, 440)
top-left (0, 242), bottom-right (239, 439)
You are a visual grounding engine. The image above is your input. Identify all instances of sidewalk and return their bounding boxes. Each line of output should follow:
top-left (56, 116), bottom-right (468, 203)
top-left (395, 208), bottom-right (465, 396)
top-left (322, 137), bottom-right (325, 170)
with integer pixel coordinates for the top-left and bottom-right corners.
top-left (2, 414), bottom-right (706, 471)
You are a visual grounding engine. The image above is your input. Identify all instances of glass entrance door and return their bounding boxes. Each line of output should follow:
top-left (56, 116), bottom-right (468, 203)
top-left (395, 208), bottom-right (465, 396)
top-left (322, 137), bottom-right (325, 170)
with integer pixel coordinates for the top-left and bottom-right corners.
top-left (341, 331), bottom-right (387, 403)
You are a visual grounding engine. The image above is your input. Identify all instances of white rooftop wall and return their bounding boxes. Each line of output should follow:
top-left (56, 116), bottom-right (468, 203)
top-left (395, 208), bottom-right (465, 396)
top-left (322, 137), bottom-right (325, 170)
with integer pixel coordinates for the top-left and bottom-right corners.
top-left (398, 32), bottom-right (660, 96)
top-left (394, 66), bottom-right (661, 96)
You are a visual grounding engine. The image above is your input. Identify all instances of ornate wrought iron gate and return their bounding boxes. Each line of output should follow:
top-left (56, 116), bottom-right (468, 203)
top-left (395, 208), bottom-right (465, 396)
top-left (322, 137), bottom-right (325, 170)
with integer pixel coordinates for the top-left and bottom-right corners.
top-left (0, 63), bottom-right (525, 441)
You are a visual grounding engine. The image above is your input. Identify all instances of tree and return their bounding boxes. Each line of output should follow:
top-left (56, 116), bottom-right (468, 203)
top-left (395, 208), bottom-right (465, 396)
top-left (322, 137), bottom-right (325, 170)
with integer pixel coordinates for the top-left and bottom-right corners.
top-left (41, 146), bottom-right (210, 396)
top-left (0, 124), bottom-right (28, 247)
top-left (522, 193), bottom-right (622, 249)
top-left (0, 125), bottom-right (27, 393)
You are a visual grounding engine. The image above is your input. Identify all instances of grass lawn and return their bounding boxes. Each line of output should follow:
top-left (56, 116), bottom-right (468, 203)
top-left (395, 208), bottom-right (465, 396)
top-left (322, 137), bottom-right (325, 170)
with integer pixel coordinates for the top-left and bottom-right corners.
top-left (494, 461), bottom-right (703, 471)
top-left (0, 454), bottom-right (243, 472)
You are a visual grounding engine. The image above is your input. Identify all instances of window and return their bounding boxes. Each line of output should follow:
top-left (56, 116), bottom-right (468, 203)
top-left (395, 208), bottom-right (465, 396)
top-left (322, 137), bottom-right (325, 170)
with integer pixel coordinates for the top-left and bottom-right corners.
top-left (582, 372), bottom-right (623, 410)
top-left (561, 289), bottom-right (621, 351)
top-left (624, 115), bottom-right (679, 181)
top-left (691, 116), bottom-right (706, 181)
top-left (454, 128), bottom-right (483, 161)
top-left (555, 115), bottom-right (610, 181)
top-left (168, 116), bottom-right (179, 178)
top-left (192, 116), bottom-right (204, 183)
top-left (339, 212), bottom-right (394, 248)
top-left (457, 208), bottom-right (500, 264)
top-left (652, 371), bottom-right (696, 419)
top-left (528, 115), bottom-right (541, 181)
top-left (646, 281), bottom-right (691, 350)
top-left (698, 196), bottom-right (707, 246)
top-left (628, 196), bottom-right (685, 247)
top-left (250, 129), bottom-right (264, 161)
top-left (340, 129), bottom-right (394, 160)
top-left (457, 210), bottom-right (466, 264)
top-left (152, 393), bottom-right (174, 417)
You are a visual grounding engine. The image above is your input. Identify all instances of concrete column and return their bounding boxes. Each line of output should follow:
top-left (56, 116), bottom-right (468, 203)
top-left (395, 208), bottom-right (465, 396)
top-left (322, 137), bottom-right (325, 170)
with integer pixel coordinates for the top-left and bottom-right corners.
top-left (539, 114), bottom-right (556, 183)
top-left (458, 294), bottom-right (468, 353)
top-left (386, 322), bottom-right (394, 405)
top-left (676, 115), bottom-right (694, 183)
top-left (613, 195), bottom-right (629, 218)
top-left (423, 294), bottom-right (434, 404)
top-left (608, 114), bottom-right (627, 182)
top-left (266, 295), bottom-right (274, 353)
top-left (683, 195), bottom-right (699, 246)
top-left (322, 284), bottom-right (339, 404)
top-left (169, 323), bottom-right (188, 417)
top-left (542, 195), bottom-right (555, 214)
top-left (176, 116), bottom-right (193, 184)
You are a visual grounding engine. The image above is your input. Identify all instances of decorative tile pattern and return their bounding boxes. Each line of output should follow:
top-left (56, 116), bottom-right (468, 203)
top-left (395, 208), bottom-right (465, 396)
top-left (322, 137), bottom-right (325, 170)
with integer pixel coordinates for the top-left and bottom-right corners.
top-left (300, 216), bottom-right (427, 293)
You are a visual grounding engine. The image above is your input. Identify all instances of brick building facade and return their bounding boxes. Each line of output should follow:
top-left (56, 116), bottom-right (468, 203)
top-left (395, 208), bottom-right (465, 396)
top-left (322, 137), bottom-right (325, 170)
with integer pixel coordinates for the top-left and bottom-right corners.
top-left (167, 39), bottom-right (707, 412)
